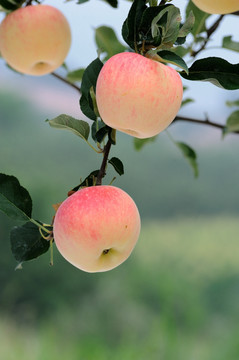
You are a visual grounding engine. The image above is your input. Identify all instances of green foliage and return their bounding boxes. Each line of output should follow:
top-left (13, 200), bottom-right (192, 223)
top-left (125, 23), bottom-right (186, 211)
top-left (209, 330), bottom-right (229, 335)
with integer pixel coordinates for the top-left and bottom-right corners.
top-left (108, 157), bottom-right (124, 176)
top-left (79, 58), bottom-right (103, 121)
top-left (66, 68), bottom-right (85, 82)
top-left (224, 110), bottom-right (239, 135)
top-left (46, 115), bottom-right (90, 142)
top-left (181, 57), bottom-right (239, 90)
top-left (154, 50), bottom-right (188, 73)
top-left (175, 142), bottom-right (198, 178)
top-left (10, 221), bottom-right (51, 264)
top-left (222, 36), bottom-right (239, 53)
top-left (134, 136), bottom-right (157, 151)
top-left (0, 173), bottom-right (32, 222)
top-left (95, 26), bottom-right (127, 60)
top-left (0, 0), bottom-right (24, 11)
top-left (186, 0), bottom-right (210, 37)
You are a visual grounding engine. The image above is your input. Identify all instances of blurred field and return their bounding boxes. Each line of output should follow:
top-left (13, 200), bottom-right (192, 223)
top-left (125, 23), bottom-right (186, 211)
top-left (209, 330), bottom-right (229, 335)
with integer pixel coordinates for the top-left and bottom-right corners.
top-left (1, 216), bottom-right (239, 360)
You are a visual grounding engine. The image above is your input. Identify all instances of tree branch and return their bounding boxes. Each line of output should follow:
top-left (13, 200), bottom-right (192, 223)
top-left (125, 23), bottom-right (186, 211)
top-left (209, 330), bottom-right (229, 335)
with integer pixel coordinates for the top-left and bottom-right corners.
top-left (191, 15), bottom-right (224, 57)
top-left (51, 72), bottom-right (81, 94)
top-left (173, 115), bottom-right (239, 134)
top-left (96, 139), bottom-right (112, 185)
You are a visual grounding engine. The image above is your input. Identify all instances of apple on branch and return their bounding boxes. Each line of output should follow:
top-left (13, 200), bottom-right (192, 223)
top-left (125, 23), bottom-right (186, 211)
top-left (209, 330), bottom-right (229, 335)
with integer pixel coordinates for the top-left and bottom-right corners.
top-left (0, 4), bottom-right (71, 76)
top-left (95, 52), bottom-right (183, 139)
top-left (192, 0), bottom-right (239, 14)
top-left (53, 186), bottom-right (141, 273)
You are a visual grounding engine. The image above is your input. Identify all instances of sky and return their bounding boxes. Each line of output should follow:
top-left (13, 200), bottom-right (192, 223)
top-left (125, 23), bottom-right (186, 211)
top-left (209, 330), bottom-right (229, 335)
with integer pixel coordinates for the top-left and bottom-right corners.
top-left (0, 0), bottom-right (239, 139)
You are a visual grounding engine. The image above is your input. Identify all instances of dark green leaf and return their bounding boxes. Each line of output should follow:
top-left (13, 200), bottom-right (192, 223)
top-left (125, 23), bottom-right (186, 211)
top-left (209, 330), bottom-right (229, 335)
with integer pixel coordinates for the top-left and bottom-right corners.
top-left (122, 0), bottom-right (147, 50)
top-left (108, 157), bottom-right (124, 176)
top-left (80, 58), bottom-right (103, 121)
top-left (186, 0), bottom-right (210, 37)
top-left (222, 36), bottom-right (239, 53)
top-left (10, 221), bottom-right (51, 263)
top-left (176, 142), bottom-right (198, 177)
top-left (181, 57), bottom-right (239, 90)
top-left (67, 68), bottom-right (85, 82)
top-left (47, 115), bottom-right (90, 141)
top-left (77, 0), bottom-right (89, 3)
top-left (0, 0), bottom-right (23, 10)
top-left (224, 110), bottom-right (239, 134)
top-left (152, 5), bottom-right (181, 46)
top-left (95, 26), bottom-right (126, 60)
top-left (178, 10), bottom-right (195, 38)
top-left (156, 50), bottom-right (188, 73)
top-left (91, 120), bottom-right (107, 142)
top-left (0, 174), bottom-right (32, 222)
top-left (134, 136), bottom-right (157, 151)
top-left (104, 0), bottom-right (118, 8)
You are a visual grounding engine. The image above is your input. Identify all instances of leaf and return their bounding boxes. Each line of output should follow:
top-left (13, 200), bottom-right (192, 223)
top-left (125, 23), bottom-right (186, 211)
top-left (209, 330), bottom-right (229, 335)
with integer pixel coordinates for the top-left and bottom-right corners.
top-left (178, 10), bottom-right (195, 38)
top-left (176, 142), bottom-right (198, 178)
top-left (0, 0), bottom-right (22, 10)
top-left (134, 136), bottom-right (157, 151)
top-left (186, 0), bottom-right (210, 37)
top-left (0, 174), bottom-right (32, 222)
top-left (47, 115), bottom-right (90, 141)
top-left (181, 98), bottom-right (195, 107)
top-left (222, 36), bottom-right (239, 53)
top-left (91, 120), bottom-right (107, 142)
top-left (67, 68), bottom-right (85, 82)
top-left (156, 50), bottom-right (188, 73)
top-left (108, 157), bottom-right (124, 176)
top-left (224, 110), bottom-right (239, 135)
top-left (10, 221), bottom-right (51, 263)
top-left (122, 0), bottom-right (147, 50)
top-left (104, 0), bottom-right (118, 8)
top-left (80, 58), bottom-right (103, 121)
top-left (181, 57), bottom-right (239, 90)
top-left (95, 26), bottom-right (126, 60)
top-left (226, 99), bottom-right (239, 107)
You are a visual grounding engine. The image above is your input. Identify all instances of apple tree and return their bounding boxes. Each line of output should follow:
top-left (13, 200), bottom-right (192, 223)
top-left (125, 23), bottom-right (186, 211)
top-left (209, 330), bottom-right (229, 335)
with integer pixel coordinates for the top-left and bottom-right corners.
top-left (0, 0), bottom-right (238, 272)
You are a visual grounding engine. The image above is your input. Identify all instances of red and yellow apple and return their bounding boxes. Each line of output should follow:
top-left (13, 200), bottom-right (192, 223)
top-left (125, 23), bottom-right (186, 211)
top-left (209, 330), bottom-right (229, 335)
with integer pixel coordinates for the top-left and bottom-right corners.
top-left (53, 186), bottom-right (141, 273)
top-left (0, 5), bottom-right (71, 76)
top-left (95, 52), bottom-right (183, 139)
top-left (191, 0), bottom-right (239, 14)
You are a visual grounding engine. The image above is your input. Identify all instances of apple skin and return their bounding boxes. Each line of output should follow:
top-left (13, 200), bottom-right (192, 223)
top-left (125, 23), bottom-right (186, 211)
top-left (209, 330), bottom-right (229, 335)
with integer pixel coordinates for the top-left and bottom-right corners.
top-left (95, 52), bottom-right (183, 139)
top-left (0, 5), bottom-right (71, 76)
top-left (191, 0), bottom-right (239, 14)
top-left (53, 186), bottom-right (141, 273)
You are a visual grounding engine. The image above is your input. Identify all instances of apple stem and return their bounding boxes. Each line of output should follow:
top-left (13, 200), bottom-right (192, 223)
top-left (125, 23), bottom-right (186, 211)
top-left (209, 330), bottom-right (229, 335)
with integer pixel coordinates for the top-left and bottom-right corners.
top-left (96, 139), bottom-right (112, 185)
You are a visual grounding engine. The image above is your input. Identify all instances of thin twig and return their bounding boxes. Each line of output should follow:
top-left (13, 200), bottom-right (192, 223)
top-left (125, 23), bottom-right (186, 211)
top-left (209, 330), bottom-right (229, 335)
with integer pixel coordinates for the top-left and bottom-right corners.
top-left (51, 72), bottom-right (81, 94)
top-left (96, 139), bottom-right (112, 185)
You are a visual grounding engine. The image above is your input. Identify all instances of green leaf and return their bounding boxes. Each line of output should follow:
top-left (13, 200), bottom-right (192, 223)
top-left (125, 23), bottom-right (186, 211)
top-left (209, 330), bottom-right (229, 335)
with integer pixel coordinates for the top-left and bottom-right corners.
top-left (156, 50), bottom-right (188, 73)
top-left (186, 0), bottom-right (210, 37)
top-left (95, 26), bottom-right (126, 60)
top-left (0, 174), bottom-right (32, 222)
top-left (104, 0), bottom-right (118, 8)
top-left (47, 115), bottom-right (90, 141)
top-left (152, 5), bottom-right (181, 46)
top-left (134, 136), bottom-right (157, 151)
top-left (224, 110), bottom-right (239, 134)
top-left (181, 57), bottom-right (239, 90)
top-left (0, 0), bottom-right (23, 10)
top-left (222, 36), bottom-right (239, 53)
top-left (181, 98), bottom-right (195, 107)
top-left (122, 0), bottom-right (147, 50)
top-left (91, 120), bottom-right (107, 142)
top-left (67, 68), bottom-right (85, 82)
top-left (10, 221), bottom-right (51, 264)
top-left (108, 157), bottom-right (124, 176)
top-left (80, 58), bottom-right (103, 121)
top-left (178, 10), bottom-right (195, 38)
top-left (77, 0), bottom-right (89, 4)
top-left (226, 99), bottom-right (239, 107)
top-left (176, 142), bottom-right (199, 178)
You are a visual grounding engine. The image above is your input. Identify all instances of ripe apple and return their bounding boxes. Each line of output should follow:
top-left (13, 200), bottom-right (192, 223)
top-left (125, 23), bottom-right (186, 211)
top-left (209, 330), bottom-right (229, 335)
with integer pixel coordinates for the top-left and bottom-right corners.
top-left (0, 5), bottom-right (71, 76)
top-left (95, 52), bottom-right (183, 139)
top-left (53, 186), bottom-right (141, 273)
top-left (191, 0), bottom-right (239, 14)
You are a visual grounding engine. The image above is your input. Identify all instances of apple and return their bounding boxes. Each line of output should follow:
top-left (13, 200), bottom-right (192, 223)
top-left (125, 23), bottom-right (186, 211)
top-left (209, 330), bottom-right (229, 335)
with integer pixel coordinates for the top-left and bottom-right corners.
top-left (95, 52), bottom-right (183, 139)
top-left (53, 186), bottom-right (141, 273)
top-left (191, 0), bottom-right (239, 14)
top-left (0, 4), bottom-right (71, 76)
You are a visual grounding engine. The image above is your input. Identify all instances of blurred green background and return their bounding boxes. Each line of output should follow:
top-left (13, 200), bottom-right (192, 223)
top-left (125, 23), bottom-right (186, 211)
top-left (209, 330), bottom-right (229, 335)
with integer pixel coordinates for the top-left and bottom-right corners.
top-left (1, 87), bottom-right (239, 360)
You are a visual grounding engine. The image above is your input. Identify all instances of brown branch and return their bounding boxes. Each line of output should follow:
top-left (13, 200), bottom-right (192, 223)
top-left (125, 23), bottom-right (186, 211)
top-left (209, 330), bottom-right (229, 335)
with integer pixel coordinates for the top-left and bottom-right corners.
top-left (173, 115), bottom-right (239, 134)
top-left (191, 15), bottom-right (224, 57)
top-left (96, 139), bottom-right (112, 185)
top-left (51, 72), bottom-right (81, 94)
